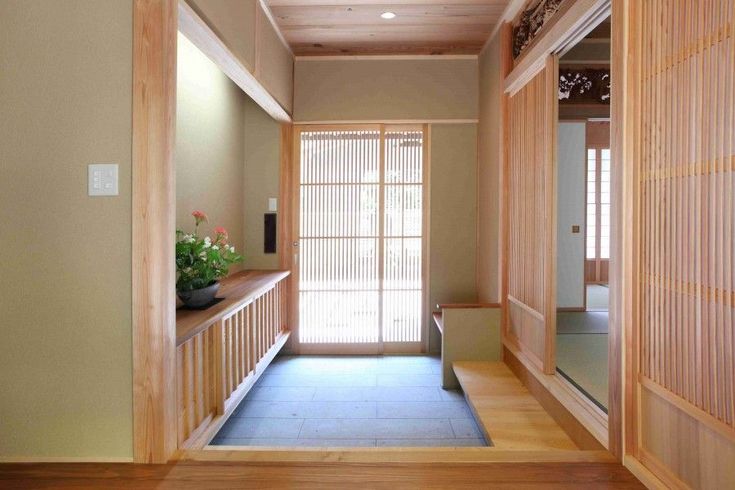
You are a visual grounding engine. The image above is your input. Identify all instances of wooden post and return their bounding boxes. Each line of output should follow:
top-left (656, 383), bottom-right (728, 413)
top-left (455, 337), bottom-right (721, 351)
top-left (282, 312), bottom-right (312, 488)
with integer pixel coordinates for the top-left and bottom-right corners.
top-left (132, 0), bottom-right (178, 463)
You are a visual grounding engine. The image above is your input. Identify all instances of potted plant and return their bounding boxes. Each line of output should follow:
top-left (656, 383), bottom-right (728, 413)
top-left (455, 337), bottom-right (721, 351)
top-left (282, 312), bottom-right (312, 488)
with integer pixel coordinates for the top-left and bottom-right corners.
top-left (176, 210), bottom-right (242, 308)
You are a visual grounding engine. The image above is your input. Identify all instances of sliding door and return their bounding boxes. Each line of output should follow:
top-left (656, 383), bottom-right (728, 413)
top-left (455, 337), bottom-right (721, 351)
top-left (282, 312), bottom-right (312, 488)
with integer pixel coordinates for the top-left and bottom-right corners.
top-left (623, 1), bottom-right (735, 487)
top-left (293, 125), bottom-right (427, 354)
top-left (505, 57), bottom-right (558, 374)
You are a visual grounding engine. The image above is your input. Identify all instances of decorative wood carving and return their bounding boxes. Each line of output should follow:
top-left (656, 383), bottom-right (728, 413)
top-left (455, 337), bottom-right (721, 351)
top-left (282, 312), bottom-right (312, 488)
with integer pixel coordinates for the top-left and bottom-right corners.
top-left (558, 68), bottom-right (610, 104)
top-left (513, 0), bottom-right (566, 59)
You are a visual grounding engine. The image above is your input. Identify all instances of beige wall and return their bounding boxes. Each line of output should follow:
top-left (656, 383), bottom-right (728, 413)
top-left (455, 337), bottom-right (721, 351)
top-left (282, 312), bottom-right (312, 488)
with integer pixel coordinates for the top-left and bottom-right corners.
top-left (187, 0), bottom-right (256, 70)
top-left (429, 124), bottom-right (479, 352)
top-left (177, 32), bottom-right (283, 271)
top-left (243, 97), bottom-right (282, 269)
top-left (176, 33), bottom-right (246, 265)
top-left (477, 35), bottom-right (504, 304)
top-left (294, 58), bottom-right (478, 122)
top-left (0, 0), bottom-right (133, 459)
top-left (255, 4), bottom-right (294, 114)
top-left (186, 0), bottom-right (294, 114)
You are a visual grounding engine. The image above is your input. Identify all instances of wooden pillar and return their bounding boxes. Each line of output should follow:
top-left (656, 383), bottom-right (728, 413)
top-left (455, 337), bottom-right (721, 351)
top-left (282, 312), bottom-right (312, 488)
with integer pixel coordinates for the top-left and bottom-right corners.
top-left (132, 0), bottom-right (178, 463)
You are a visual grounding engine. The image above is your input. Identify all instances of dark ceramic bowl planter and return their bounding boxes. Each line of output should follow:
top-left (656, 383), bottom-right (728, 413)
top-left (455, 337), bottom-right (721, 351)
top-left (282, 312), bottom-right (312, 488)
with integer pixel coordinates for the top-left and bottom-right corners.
top-left (177, 281), bottom-right (220, 308)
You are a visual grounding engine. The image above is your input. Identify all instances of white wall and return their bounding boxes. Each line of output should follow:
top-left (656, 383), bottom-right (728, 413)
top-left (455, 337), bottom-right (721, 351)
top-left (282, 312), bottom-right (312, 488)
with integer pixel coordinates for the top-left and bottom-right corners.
top-left (556, 122), bottom-right (586, 308)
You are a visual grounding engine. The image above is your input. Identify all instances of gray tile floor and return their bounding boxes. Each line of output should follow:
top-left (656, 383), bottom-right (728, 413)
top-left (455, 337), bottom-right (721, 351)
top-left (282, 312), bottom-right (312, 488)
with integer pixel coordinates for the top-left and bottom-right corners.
top-left (211, 355), bottom-right (488, 448)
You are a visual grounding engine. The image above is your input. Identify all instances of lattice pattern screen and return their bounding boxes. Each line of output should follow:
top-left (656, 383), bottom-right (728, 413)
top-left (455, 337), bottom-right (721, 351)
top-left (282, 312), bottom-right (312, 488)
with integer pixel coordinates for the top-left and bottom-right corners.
top-left (507, 61), bottom-right (556, 373)
top-left (637, 0), bottom-right (734, 427)
top-left (298, 128), bottom-right (424, 345)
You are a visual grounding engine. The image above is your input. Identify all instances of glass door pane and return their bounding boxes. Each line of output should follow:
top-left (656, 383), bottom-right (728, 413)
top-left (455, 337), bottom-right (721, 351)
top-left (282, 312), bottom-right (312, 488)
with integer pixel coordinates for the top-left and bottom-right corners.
top-left (297, 127), bottom-right (425, 350)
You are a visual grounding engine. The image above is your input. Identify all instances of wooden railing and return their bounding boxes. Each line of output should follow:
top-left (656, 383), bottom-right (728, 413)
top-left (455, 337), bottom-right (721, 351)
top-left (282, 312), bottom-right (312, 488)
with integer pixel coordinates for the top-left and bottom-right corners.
top-left (175, 270), bottom-right (290, 449)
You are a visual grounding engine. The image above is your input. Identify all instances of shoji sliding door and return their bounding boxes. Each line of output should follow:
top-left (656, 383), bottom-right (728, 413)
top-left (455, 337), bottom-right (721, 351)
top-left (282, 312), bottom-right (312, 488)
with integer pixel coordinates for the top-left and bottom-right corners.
top-left (294, 125), bottom-right (426, 353)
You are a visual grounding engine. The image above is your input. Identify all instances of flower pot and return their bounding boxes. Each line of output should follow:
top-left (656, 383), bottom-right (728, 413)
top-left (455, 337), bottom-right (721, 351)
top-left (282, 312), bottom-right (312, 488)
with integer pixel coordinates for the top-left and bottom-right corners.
top-left (177, 281), bottom-right (220, 308)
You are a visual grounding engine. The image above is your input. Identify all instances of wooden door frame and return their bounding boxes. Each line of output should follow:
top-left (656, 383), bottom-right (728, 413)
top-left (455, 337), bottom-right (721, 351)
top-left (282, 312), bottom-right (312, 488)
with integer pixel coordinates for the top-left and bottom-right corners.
top-left (132, 0), bottom-right (295, 463)
top-left (288, 123), bottom-right (431, 355)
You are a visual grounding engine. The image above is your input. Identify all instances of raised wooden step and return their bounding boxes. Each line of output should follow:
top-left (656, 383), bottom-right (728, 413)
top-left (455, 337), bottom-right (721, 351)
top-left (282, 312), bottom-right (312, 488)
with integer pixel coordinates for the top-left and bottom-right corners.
top-left (453, 361), bottom-right (578, 451)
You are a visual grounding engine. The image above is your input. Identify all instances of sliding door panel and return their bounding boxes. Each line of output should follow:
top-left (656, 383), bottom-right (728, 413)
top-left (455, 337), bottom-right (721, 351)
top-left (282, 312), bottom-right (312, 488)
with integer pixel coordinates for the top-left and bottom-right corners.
top-left (506, 57), bottom-right (557, 374)
top-left (298, 129), bottom-right (381, 345)
top-left (625, 1), bottom-right (735, 487)
top-left (296, 126), bottom-right (425, 352)
top-left (383, 129), bottom-right (424, 344)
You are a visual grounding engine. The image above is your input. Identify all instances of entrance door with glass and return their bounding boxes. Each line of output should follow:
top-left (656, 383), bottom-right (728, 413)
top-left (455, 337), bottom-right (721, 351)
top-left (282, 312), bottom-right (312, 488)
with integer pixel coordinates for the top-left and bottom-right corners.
top-left (293, 125), bottom-right (427, 354)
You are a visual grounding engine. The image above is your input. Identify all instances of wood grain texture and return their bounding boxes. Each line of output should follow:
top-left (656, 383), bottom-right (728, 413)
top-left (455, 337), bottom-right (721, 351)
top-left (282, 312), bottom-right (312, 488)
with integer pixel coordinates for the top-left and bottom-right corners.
top-left (265, 0), bottom-right (512, 55)
top-left (506, 58), bottom-right (557, 374)
top-left (132, 0), bottom-right (178, 464)
top-left (620, 0), bottom-right (735, 486)
top-left (503, 345), bottom-right (608, 451)
top-left (608, 0), bottom-right (624, 459)
top-left (176, 270), bottom-right (290, 346)
top-left (0, 461), bottom-right (645, 489)
top-left (454, 361), bottom-right (579, 450)
top-left (176, 273), bottom-right (291, 450)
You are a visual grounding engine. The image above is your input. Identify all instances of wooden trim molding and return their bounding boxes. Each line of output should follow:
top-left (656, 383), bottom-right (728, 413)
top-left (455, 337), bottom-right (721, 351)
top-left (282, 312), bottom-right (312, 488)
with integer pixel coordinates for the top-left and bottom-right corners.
top-left (132, 0), bottom-right (178, 464)
top-left (607, 0), bottom-right (626, 461)
top-left (177, 0), bottom-right (291, 123)
top-left (278, 124), bottom-right (293, 272)
top-left (294, 119), bottom-right (479, 126)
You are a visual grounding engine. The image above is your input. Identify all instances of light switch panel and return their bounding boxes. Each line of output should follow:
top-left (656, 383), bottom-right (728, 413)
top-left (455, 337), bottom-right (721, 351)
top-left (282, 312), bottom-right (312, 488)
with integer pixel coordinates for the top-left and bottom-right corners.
top-left (268, 197), bottom-right (278, 212)
top-left (88, 164), bottom-right (118, 196)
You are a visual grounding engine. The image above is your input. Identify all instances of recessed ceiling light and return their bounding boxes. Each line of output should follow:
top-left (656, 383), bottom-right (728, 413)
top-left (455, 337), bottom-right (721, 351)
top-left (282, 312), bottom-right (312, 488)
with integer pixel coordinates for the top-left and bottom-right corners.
top-left (380, 11), bottom-right (396, 19)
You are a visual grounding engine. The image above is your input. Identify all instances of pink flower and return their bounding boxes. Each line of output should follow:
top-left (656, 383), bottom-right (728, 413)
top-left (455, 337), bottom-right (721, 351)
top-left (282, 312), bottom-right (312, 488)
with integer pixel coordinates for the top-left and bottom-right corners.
top-left (214, 226), bottom-right (228, 244)
top-left (192, 210), bottom-right (208, 225)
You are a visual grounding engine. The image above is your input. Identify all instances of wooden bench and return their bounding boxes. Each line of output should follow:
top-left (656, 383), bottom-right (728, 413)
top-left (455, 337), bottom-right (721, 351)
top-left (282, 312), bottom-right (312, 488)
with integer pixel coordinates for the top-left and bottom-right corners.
top-left (453, 361), bottom-right (578, 450)
top-left (432, 303), bottom-right (502, 389)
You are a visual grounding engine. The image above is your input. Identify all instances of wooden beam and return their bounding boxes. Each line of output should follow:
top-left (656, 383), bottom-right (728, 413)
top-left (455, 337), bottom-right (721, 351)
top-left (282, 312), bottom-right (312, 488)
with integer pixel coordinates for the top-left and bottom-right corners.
top-left (178, 0), bottom-right (291, 123)
top-left (132, 0), bottom-right (178, 464)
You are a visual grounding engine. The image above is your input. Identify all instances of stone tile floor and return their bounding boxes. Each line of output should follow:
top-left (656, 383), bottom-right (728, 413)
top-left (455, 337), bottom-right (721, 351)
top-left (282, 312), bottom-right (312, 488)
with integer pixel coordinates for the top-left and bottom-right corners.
top-left (211, 355), bottom-right (488, 448)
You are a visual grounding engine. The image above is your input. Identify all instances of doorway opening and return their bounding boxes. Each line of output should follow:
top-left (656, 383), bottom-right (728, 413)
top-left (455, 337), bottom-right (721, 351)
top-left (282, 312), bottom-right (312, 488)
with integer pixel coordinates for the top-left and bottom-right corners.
top-left (555, 17), bottom-right (612, 413)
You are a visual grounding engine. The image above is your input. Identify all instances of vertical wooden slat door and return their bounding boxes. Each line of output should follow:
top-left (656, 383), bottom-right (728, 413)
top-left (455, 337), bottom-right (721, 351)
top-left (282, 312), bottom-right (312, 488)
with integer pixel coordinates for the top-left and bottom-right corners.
top-left (625, 0), bottom-right (735, 487)
top-left (294, 125), bottom-right (426, 353)
top-left (505, 57), bottom-right (558, 374)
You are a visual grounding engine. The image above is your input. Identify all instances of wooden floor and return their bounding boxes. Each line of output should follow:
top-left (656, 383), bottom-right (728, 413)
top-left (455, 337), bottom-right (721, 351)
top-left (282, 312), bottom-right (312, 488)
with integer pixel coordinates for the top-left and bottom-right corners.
top-left (453, 361), bottom-right (579, 450)
top-left (0, 461), bottom-right (644, 489)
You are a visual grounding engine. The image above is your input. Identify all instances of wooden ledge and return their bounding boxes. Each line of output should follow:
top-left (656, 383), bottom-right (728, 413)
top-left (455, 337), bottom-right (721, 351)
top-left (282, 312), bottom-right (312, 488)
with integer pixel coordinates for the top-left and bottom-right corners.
top-left (176, 270), bottom-right (290, 346)
top-left (181, 447), bottom-right (616, 464)
top-left (436, 303), bottom-right (501, 310)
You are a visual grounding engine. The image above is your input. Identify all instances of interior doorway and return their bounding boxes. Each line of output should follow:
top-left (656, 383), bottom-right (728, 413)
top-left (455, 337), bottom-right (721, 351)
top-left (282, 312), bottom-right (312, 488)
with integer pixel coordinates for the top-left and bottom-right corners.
top-left (555, 17), bottom-right (612, 412)
top-left (293, 125), bottom-right (428, 354)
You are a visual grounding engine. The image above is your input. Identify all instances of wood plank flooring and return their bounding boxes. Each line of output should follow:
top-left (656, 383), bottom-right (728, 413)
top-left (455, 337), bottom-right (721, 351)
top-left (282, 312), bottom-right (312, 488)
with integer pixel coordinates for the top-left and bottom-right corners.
top-left (0, 461), bottom-right (645, 489)
top-left (453, 361), bottom-right (579, 450)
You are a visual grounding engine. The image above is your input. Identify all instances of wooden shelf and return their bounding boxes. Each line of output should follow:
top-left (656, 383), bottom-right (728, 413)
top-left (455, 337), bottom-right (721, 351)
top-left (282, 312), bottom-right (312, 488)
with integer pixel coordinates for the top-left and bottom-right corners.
top-left (176, 270), bottom-right (290, 346)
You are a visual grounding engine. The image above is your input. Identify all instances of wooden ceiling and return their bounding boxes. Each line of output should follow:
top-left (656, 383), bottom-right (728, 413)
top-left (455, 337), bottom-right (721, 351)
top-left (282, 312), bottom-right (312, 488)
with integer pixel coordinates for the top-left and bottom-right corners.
top-left (264, 0), bottom-right (513, 56)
